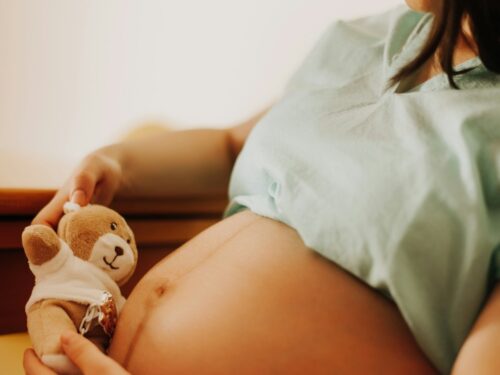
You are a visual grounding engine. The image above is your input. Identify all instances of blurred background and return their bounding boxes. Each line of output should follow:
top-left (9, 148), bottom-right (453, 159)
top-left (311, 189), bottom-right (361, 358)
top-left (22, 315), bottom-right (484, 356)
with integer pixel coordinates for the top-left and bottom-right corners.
top-left (0, 0), bottom-right (401, 188)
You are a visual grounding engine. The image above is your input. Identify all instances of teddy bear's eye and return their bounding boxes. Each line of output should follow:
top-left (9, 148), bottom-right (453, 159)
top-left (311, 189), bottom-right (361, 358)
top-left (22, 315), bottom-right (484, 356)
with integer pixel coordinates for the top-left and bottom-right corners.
top-left (110, 222), bottom-right (118, 231)
top-left (127, 238), bottom-right (131, 244)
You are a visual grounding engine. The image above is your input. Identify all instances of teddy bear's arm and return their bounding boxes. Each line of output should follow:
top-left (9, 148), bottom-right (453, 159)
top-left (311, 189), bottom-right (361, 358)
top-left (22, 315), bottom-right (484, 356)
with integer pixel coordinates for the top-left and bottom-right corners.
top-left (22, 225), bottom-right (61, 265)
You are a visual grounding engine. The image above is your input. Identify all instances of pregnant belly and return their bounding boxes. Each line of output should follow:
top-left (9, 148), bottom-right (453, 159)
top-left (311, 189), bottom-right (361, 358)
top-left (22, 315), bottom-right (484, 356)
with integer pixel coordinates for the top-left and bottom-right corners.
top-left (109, 210), bottom-right (438, 374)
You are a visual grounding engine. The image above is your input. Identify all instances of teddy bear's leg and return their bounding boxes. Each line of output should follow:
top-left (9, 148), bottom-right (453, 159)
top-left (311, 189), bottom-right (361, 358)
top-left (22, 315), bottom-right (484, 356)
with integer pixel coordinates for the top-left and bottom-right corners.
top-left (27, 300), bottom-right (82, 375)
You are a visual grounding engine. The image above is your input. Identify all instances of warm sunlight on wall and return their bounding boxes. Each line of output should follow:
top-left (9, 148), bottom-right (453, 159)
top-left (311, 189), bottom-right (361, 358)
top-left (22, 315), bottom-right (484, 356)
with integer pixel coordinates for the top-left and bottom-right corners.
top-left (0, 0), bottom-right (402, 187)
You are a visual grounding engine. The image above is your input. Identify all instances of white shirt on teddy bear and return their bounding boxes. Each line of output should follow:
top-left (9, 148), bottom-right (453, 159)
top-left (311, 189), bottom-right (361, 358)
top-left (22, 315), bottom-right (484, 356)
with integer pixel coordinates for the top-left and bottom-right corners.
top-left (25, 239), bottom-right (126, 314)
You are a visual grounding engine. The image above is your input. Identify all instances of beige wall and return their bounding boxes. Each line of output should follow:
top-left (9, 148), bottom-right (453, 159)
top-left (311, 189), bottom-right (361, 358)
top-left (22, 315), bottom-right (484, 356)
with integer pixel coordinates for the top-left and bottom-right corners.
top-left (0, 0), bottom-right (401, 187)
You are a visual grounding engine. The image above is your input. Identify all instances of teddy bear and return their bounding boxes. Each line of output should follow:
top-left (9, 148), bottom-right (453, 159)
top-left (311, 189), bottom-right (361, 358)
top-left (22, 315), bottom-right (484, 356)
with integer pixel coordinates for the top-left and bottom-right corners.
top-left (22, 202), bottom-right (138, 374)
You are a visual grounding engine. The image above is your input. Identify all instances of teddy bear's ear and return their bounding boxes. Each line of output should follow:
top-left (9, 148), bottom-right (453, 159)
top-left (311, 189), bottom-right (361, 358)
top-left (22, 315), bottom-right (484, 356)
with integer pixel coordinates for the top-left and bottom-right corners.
top-left (63, 201), bottom-right (82, 214)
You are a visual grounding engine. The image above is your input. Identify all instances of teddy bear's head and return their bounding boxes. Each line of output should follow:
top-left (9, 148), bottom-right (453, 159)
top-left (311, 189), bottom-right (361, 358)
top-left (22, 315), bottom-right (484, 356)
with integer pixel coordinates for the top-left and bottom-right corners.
top-left (57, 204), bottom-right (138, 286)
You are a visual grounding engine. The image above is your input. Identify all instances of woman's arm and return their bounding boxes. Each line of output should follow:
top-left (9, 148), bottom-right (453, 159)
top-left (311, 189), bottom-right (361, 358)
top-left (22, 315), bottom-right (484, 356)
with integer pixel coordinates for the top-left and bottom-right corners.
top-left (116, 103), bottom-right (272, 198)
top-left (451, 281), bottom-right (500, 374)
top-left (33, 104), bottom-right (273, 227)
top-left (111, 127), bottom-right (234, 198)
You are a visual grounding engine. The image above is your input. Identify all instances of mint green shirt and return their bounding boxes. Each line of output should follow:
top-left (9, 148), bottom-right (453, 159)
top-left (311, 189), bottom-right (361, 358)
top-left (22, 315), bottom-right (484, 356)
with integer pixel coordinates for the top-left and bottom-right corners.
top-left (223, 5), bottom-right (500, 373)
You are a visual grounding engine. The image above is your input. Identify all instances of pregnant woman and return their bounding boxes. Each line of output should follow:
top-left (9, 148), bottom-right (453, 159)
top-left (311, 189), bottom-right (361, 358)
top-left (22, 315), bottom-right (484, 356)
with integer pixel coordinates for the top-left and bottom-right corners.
top-left (24, 0), bottom-right (500, 374)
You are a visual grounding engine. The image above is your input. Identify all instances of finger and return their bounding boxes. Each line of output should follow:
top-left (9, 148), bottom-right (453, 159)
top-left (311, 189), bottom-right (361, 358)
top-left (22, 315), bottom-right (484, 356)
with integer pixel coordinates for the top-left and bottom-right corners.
top-left (91, 179), bottom-right (117, 206)
top-left (61, 331), bottom-right (129, 374)
top-left (31, 189), bottom-right (69, 228)
top-left (90, 159), bottom-right (121, 206)
top-left (23, 348), bottom-right (58, 375)
top-left (69, 170), bottom-right (97, 206)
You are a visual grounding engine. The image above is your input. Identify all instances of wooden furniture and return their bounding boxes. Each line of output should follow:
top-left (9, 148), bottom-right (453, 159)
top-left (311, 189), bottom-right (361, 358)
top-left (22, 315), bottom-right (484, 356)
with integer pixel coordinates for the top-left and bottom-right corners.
top-left (0, 188), bottom-right (228, 334)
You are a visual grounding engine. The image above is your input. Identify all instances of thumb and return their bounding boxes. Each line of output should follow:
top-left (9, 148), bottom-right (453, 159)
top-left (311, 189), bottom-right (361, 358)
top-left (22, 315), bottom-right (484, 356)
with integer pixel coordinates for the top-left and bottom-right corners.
top-left (60, 331), bottom-right (128, 374)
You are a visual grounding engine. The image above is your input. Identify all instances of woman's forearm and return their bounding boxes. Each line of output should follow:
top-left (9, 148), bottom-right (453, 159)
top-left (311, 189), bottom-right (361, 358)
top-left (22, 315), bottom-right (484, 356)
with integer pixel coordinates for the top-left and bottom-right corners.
top-left (99, 127), bottom-right (234, 198)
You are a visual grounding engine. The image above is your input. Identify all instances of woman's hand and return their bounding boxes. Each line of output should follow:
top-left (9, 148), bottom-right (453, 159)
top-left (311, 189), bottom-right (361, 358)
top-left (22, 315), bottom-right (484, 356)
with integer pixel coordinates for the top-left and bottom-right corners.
top-left (32, 147), bottom-right (124, 228)
top-left (23, 331), bottom-right (130, 375)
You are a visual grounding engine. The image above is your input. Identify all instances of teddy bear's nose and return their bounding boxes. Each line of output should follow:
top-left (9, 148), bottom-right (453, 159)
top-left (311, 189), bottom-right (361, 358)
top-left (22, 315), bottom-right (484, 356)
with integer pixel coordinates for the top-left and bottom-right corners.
top-left (115, 246), bottom-right (124, 256)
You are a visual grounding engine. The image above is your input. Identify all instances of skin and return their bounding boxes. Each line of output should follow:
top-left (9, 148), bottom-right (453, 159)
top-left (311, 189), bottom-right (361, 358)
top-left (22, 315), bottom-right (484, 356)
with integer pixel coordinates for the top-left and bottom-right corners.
top-left (24, 1), bottom-right (500, 374)
top-left (405, 0), bottom-right (437, 13)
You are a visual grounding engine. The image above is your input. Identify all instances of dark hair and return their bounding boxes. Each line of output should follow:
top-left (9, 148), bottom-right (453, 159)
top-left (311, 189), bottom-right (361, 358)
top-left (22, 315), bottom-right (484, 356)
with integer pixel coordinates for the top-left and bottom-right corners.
top-left (389, 0), bottom-right (500, 89)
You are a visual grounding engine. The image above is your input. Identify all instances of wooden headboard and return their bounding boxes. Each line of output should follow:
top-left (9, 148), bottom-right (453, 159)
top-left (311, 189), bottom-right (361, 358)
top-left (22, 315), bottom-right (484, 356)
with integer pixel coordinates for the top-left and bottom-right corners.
top-left (0, 188), bottom-right (228, 334)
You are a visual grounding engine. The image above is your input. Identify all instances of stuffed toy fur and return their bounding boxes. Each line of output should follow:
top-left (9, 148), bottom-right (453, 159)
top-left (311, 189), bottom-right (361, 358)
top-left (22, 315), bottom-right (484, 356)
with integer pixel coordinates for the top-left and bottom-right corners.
top-left (22, 203), bottom-right (138, 374)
